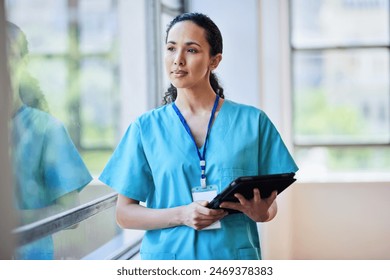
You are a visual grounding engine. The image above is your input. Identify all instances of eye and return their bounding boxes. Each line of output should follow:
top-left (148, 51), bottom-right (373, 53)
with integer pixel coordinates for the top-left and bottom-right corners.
top-left (166, 46), bottom-right (175, 52)
top-left (188, 48), bottom-right (198, 53)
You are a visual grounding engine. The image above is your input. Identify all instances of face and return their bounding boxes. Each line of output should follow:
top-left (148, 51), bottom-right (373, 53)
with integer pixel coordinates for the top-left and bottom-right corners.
top-left (165, 21), bottom-right (220, 91)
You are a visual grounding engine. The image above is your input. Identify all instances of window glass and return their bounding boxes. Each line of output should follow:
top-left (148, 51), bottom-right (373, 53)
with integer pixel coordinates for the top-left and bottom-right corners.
top-left (295, 146), bottom-right (390, 180)
top-left (294, 49), bottom-right (390, 144)
top-left (7, 0), bottom-right (120, 176)
top-left (6, 0), bottom-right (69, 54)
top-left (26, 57), bottom-right (68, 121)
top-left (5, 0), bottom-right (156, 259)
top-left (291, 0), bottom-right (390, 181)
top-left (79, 0), bottom-right (117, 54)
top-left (79, 57), bottom-right (118, 149)
top-left (291, 0), bottom-right (390, 48)
top-left (6, 0), bottom-right (184, 260)
top-left (53, 207), bottom-right (143, 260)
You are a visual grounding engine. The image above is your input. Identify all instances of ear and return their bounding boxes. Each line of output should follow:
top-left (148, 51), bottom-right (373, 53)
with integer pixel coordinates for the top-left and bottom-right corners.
top-left (209, 54), bottom-right (222, 70)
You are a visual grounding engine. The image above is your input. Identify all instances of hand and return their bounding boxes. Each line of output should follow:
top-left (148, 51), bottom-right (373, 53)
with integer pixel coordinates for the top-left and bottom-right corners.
top-left (220, 189), bottom-right (277, 222)
top-left (181, 201), bottom-right (227, 230)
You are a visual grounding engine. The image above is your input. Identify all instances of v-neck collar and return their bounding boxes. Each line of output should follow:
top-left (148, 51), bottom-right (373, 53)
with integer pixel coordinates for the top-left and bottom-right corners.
top-left (169, 98), bottom-right (231, 152)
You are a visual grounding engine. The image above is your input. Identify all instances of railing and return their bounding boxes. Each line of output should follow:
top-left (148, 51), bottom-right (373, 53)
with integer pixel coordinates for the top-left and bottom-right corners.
top-left (12, 192), bottom-right (120, 248)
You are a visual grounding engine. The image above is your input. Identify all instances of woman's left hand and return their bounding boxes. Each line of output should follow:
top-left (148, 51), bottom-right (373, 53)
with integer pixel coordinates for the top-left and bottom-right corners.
top-left (219, 188), bottom-right (278, 222)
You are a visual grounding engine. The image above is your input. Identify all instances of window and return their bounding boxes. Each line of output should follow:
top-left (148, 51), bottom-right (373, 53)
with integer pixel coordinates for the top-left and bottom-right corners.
top-left (4, 0), bottom-right (184, 259)
top-left (291, 0), bottom-right (390, 180)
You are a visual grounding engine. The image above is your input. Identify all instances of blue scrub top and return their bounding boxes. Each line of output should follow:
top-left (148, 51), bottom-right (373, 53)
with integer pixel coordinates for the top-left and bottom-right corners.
top-left (12, 106), bottom-right (93, 259)
top-left (99, 99), bottom-right (298, 260)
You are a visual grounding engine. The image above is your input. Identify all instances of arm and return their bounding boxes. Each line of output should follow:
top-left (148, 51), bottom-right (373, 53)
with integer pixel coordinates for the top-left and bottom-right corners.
top-left (220, 189), bottom-right (278, 222)
top-left (116, 194), bottom-right (227, 231)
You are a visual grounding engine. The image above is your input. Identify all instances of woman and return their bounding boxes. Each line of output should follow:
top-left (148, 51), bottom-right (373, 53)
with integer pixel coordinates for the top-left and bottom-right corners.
top-left (99, 12), bottom-right (298, 260)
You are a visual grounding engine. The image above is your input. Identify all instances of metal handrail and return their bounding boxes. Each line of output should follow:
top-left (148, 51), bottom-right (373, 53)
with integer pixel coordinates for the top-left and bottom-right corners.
top-left (12, 192), bottom-right (118, 247)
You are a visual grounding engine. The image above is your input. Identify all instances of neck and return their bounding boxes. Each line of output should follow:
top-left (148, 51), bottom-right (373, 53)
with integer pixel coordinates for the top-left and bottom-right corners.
top-left (175, 86), bottom-right (218, 115)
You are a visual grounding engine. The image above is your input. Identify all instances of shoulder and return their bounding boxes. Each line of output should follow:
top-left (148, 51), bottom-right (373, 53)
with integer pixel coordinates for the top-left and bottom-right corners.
top-left (134, 104), bottom-right (173, 128)
top-left (17, 106), bottom-right (65, 134)
top-left (119, 104), bottom-right (173, 141)
top-left (223, 99), bottom-right (267, 119)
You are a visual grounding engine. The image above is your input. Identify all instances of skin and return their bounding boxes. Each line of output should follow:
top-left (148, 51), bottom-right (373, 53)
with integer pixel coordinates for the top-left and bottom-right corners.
top-left (116, 20), bottom-right (277, 231)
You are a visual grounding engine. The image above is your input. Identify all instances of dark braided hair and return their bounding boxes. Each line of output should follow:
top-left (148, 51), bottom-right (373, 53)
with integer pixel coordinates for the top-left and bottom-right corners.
top-left (162, 13), bottom-right (224, 105)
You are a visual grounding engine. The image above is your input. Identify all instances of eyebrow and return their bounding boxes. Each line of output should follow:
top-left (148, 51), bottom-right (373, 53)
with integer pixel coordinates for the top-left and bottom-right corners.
top-left (166, 41), bottom-right (201, 47)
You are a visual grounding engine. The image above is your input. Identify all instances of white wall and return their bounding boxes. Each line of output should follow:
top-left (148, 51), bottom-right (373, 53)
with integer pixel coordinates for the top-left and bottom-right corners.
top-left (263, 181), bottom-right (390, 260)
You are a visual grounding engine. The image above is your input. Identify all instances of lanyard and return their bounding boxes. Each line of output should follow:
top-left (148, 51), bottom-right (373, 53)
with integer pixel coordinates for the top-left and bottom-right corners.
top-left (172, 95), bottom-right (220, 188)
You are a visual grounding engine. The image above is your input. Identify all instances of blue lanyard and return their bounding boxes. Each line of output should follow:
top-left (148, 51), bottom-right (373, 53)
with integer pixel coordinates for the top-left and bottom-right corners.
top-left (172, 95), bottom-right (220, 188)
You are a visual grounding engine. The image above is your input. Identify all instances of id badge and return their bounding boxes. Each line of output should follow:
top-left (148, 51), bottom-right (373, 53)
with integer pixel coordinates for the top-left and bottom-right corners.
top-left (191, 185), bottom-right (221, 230)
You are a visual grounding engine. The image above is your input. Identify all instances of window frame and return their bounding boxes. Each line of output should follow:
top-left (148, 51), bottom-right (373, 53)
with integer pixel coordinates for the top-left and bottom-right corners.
top-left (0, 0), bottom-right (17, 259)
top-left (289, 0), bottom-right (390, 148)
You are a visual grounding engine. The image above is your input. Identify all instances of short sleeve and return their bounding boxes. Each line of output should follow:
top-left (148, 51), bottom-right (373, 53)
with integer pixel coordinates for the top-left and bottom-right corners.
top-left (258, 112), bottom-right (299, 175)
top-left (98, 122), bottom-right (154, 202)
top-left (42, 120), bottom-right (92, 202)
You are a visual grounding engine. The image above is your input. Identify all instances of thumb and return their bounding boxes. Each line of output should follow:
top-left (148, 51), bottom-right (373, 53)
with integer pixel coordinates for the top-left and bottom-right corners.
top-left (197, 200), bottom-right (209, 207)
top-left (266, 191), bottom-right (278, 204)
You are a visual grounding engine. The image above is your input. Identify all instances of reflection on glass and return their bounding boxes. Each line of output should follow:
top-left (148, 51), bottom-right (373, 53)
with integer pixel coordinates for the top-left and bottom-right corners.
top-left (7, 22), bottom-right (92, 259)
top-left (6, 0), bottom-right (120, 175)
top-left (27, 57), bottom-right (68, 120)
top-left (293, 49), bottom-right (390, 144)
top-left (291, 0), bottom-right (390, 47)
top-left (52, 206), bottom-right (143, 259)
top-left (5, 0), bottom-right (69, 54)
top-left (80, 58), bottom-right (117, 148)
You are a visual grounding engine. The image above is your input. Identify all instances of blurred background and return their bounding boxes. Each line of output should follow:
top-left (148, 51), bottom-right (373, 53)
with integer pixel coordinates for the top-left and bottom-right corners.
top-left (0, 0), bottom-right (389, 259)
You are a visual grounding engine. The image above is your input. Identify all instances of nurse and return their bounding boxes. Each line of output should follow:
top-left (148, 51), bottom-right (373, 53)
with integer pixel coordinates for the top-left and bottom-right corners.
top-left (99, 12), bottom-right (298, 260)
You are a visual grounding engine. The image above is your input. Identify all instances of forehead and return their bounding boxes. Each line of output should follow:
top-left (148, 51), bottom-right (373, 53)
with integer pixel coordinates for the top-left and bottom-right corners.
top-left (166, 21), bottom-right (208, 44)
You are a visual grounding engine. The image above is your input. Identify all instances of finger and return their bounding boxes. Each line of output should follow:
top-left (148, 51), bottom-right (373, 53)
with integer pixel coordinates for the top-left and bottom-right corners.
top-left (198, 200), bottom-right (208, 206)
top-left (196, 201), bottom-right (225, 216)
top-left (253, 188), bottom-right (261, 202)
top-left (192, 212), bottom-right (227, 229)
top-left (219, 201), bottom-right (242, 211)
top-left (266, 191), bottom-right (278, 204)
top-left (233, 193), bottom-right (249, 206)
top-left (196, 213), bottom-right (224, 221)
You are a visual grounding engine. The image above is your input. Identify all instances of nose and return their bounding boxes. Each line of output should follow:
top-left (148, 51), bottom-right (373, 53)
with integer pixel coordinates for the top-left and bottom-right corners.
top-left (173, 51), bottom-right (185, 66)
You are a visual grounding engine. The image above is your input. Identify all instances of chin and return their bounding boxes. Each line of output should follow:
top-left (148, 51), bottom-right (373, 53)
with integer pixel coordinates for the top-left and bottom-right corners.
top-left (171, 81), bottom-right (189, 89)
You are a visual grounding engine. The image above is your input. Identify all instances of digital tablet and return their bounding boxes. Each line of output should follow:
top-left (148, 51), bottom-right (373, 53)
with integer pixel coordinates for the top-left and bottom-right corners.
top-left (207, 172), bottom-right (296, 214)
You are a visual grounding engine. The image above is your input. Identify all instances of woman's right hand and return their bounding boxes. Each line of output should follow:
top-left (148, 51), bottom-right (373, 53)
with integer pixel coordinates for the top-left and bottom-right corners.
top-left (116, 194), bottom-right (226, 231)
top-left (181, 201), bottom-right (227, 230)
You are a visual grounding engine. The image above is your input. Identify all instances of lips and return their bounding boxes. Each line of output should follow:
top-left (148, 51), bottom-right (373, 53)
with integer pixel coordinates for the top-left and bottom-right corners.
top-left (172, 69), bottom-right (188, 77)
